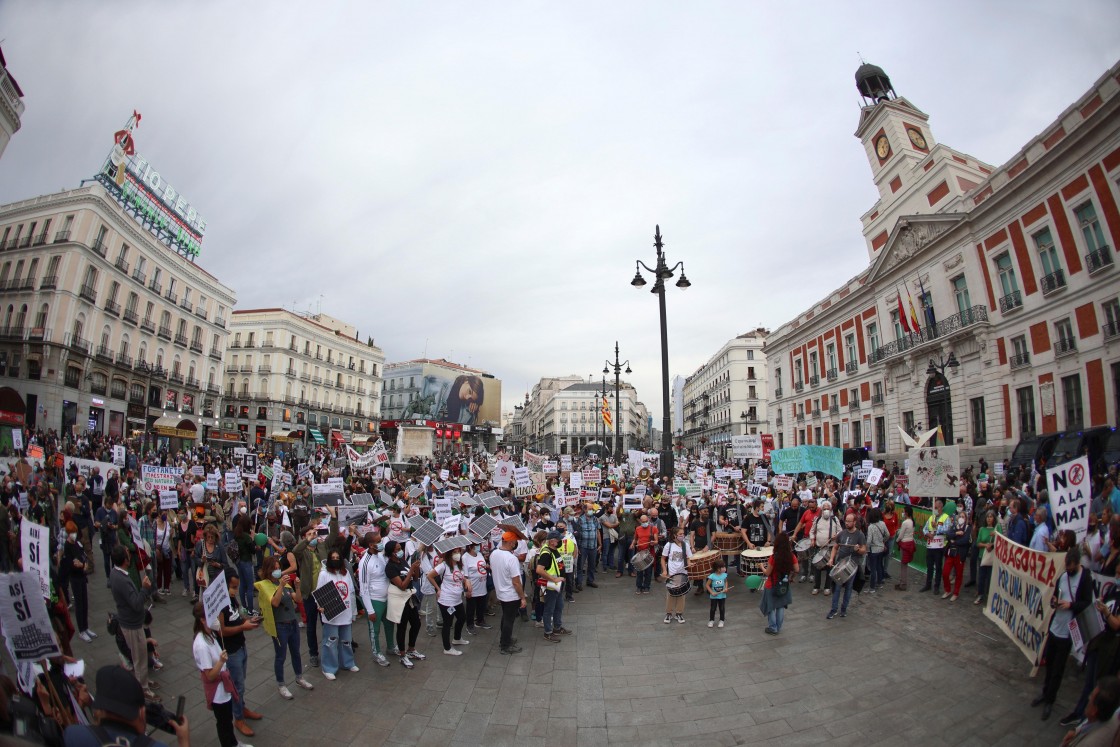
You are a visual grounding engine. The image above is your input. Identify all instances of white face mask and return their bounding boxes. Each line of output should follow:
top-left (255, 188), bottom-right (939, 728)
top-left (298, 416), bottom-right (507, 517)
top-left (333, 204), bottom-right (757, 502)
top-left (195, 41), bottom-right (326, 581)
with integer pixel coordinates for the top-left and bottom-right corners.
top-left (68, 533), bottom-right (77, 542)
top-left (452, 553), bottom-right (461, 562)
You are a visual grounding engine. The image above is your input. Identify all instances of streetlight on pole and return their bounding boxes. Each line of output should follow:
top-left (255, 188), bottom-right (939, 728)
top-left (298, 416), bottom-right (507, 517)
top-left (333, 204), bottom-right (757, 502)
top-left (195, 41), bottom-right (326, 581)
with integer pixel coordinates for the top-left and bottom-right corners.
top-left (630, 225), bottom-right (690, 480)
top-left (603, 341), bottom-right (631, 463)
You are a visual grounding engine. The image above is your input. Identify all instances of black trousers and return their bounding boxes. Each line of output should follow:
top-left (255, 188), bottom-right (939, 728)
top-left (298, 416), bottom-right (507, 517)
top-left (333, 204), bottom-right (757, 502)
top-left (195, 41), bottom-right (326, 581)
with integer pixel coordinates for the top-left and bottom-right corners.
top-left (396, 601), bottom-right (420, 652)
top-left (70, 578), bottom-right (89, 632)
top-left (499, 599), bottom-right (520, 649)
top-left (440, 603), bottom-right (466, 651)
top-left (212, 698), bottom-right (238, 747)
top-left (466, 595), bottom-right (486, 626)
top-left (925, 549), bottom-right (944, 590)
top-left (1042, 634), bottom-right (1074, 705)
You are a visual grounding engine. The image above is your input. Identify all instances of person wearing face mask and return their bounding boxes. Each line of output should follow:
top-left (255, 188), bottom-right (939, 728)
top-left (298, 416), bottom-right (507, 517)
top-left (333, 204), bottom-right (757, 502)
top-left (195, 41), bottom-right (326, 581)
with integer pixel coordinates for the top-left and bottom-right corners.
top-left (358, 531), bottom-right (396, 667)
top-left (942, 507), bottom-right (971, 602)
top-left (219, 575), bottom-right (263, 738)
top-left (254, 556), bottom-right (314, 701)
top-left (63, 520), bottom-right (97, 644)
top-left (809, 502), bottom-right (841, 596)
top-left (826, 511), bottom-right (867, 620)
top-left (631, 512), bottom-right (659, 594)
top-left (314, 551), bottom-right (359, 681)
top-left (462, 544), bottom-right (491, 633)
top-left (599, 505), bottom-right (620, 571)
top-left (384, 539), bottom-right (427, 668)
top-left (173, 509), bottom-right (197, 598)
top-left (232, 515), bottom-right (257, 614)
top-left (152, 509), bottom-right (173, 596)
top-left (427, 548), bottom-right (473, 655)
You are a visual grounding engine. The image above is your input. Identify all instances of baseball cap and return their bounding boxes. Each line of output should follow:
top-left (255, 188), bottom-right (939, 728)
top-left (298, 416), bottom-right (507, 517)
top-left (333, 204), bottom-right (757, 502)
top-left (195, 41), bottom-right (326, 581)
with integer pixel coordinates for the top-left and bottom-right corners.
top-left (502, 531), bottom-right (519, 542)
top-left (91, 665), bottom-right (145, 720)
top-left (546, 530), bottom-right (563, 542)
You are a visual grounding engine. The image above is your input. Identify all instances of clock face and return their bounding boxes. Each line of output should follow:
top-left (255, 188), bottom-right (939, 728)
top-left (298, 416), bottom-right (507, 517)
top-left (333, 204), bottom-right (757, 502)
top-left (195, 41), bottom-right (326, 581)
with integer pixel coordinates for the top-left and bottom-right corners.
top-left (907, 128), bottom-right (928, 150)
top-left (875, 135), bottom-right (891, 160)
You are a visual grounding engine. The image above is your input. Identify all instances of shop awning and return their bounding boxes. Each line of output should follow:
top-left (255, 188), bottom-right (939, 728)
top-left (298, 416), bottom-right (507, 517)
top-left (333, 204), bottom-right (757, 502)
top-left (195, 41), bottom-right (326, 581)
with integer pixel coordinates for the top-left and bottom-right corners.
top-left (351, 435), bottom-right (371, 445)
top-left (151, 415), bottom-right (197, 439)
top-left (269, 430), bottom-right (298, 443)
top-left (309, 428), bottom-right (326, 444)
top-left (330, 431), bottom-right (345, 446)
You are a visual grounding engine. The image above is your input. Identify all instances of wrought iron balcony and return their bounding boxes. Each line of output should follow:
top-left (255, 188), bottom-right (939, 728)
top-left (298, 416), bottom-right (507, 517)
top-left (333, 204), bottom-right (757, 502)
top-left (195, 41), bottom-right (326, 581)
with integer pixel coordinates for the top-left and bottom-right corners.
top-left (90, 239), bottom-right (107, 257)
top-left (869, 305), bottom-right (989, 364)
top-left (104, 299), bottom-right (120, 317)
top-left (149, 280), bottom-right (161, 295)
top-left (809, 375), bottom-right (820, 387)
top-left (794, 382), bottom-right (804, 392)
top-left (78, 284), bottom-right (97, 303)
top-left (1040, 270), bottom-right (1067, 296)
top-left (157, 326), bottom-right (172, 340)
top-left (1055, 337), bottom-right (1077, 357)
top-left (825, 368), bottom-right (838, 382)
top-left (285, 368), bottom-right (297, 378)
top-left (194, 305), bottom-right (207, 320)
top-left (1087, 246), bottom-right (1113, 275)
top-left (114, 257), bottom-right (129, 274)
top-left (1104, 321), bottom-right (1120, 341)
top-left (1009, 352), bottom-right (1030, 370)
top-left (773, 388), bottom-right (782, 399)
top-left (829, 404), bottom-right (839, 415)
top-left (39, 275), bottom-right (57, 290)
top-left (849, 400), bottom-right (861, 411)
top-left (169, 371), bottom-right (184, 384)
top-left (53, 230), bottom-right (71, 243)
top-left (209, 347), bottom-right (222, 360)
top-left (257, 365), bottom-right (271, 374)
top-left (186, 375), bottom-right (200, 388)
top-left (845, 361), bottom-right (858, 375)
top-left (189, 339), bottom-right (203, 353)
top-left (165, 291), bottom-right (178, 305)
top-left (132, 269), bottom-right (146, 285)
top-left (141, 318), bottom-right (155, 333)
top-left (215, 316), bottom-right (226, 328)
top-left (871, 393), bottom-right (884, 405)
top-left (122, 308), bottom-right (138, 325)
top-left (999, 290), bottom-right (1023, 313)
top-left (173, 333), bottom-right (188, 347)
top-left (95, 345), bottom-right (113, 361)
top-left (115, 352), bottom-right (131, 367)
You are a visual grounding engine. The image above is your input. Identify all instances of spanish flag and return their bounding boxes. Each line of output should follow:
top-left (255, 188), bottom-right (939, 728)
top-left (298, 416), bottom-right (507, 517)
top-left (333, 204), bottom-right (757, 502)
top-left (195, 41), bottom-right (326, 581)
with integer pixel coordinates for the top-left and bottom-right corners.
top-left (602, 396), bottom-right (613, 430)
top-left (906, 285), bottom-right (922, 334)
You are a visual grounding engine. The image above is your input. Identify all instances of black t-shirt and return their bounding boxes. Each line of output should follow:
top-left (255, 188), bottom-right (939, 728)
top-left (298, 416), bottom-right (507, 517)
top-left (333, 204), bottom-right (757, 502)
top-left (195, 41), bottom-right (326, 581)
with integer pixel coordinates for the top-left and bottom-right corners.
top-left (689, 518), bottom-right (710, 546)
top-left (385, 558), bottom-right (409, 586)
top-left (780, 506), bottom-right (804, 535)
top-left (220, 605), bottom-right (246, 654)
top-left (743, 514), bottom-right (769, 545)
top-left (658, 504), bottom-right (678, 530)
top-left (718, 505), bottom-right (741, 528)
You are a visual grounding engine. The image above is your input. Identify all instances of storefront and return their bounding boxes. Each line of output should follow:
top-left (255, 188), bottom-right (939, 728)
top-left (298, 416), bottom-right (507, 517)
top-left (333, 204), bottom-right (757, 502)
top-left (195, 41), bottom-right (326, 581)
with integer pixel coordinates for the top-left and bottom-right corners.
top-left (150, 415), bottom-right (198, 453)
top-left (88, 397), bottom-right (106, 435)
top-left (308, 428), bottom-right (326, 446)
top-left (0, 387), bottom-right (26, 452)
top-left (207, 429), bottom-right (247, 451)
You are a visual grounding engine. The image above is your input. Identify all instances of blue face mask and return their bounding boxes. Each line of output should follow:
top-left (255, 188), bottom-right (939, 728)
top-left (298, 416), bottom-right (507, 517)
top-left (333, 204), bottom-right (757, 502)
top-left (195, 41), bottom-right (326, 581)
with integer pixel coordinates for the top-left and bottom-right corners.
top-left (271, 570), bottom-right (282, 580)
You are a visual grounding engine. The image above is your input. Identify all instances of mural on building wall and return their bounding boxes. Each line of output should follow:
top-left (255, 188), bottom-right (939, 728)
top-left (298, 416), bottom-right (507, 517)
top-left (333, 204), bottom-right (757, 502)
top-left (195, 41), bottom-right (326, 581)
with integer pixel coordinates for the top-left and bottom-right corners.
top-left (401, 372), bottom-right (501, 425)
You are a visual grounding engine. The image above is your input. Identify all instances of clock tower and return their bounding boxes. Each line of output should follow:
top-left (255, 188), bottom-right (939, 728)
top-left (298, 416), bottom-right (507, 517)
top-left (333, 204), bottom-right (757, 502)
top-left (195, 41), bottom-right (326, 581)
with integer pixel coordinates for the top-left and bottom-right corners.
top-left (853, 64), bottom-right (936, 199)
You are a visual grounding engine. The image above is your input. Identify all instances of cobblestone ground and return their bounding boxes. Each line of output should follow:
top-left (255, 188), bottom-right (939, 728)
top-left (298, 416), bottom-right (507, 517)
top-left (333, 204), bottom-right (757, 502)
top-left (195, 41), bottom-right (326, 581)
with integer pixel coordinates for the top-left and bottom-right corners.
top-left (60, 558), bottom-right (1073, 746)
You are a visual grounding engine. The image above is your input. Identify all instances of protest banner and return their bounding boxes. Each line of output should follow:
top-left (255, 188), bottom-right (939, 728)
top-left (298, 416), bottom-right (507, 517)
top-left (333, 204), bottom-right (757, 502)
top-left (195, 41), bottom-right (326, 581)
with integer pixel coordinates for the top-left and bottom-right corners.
top-left (907, 446), bottom-right (961, 498)
top-left (432, 497), bottom-right (452, 526)
top-left (20, 522), bottom-right (49, 599)
top-left (191, 465), bottom-right (205, 477)
top-left (0, 572), bottom-right (60, 662)
top-left (224, 470), bottom-right (242, 493)
top-left (773, 475), bottom-right (794, 492)
top-left (769, 446), bottom-right (844, 478)
top-left (369, 439), bottom-right (389, 465)
top-left (328, 477), bottom-right (345, 487)
top-left (994, 461), bottom-right (1005, 476)
top-left (112, 445), bottom-right (125, 467)
top-left (297, 463), bottom-right (311, 479)
top-left (206, 472), bottom-right (220, 492)
top-left (560, 455), bottom-right (572, 471)
top-left (311, 482), bottom-right (347, 507)
top-left (159, 490), bottom-right (180, 510)
top-left (439, 469), bottom-right (450, 481)
top-left (622, 494), bottom-right (643, 512)
top-left (442, 515), bottom-right (461, 535)
top-left (582, 468), bottom-right (601, 484)
top-left (140, 465), bottom-right (181, 494)
top-left (983, 533), bottom-right (1064, 664)
top-left (1048, 456), bottom-right (1091, 543)
top-left (492, 460), bottom-right (513, 488)
top-left (731, 435), bottom-right (763, 460)
top-left (542, 461), bottom-right (558, 475)
top-left (336, 505), bottom-right (369, 527)
top-left (861, 459), bottom-right (874, 471)
top-left (513, 467), bottom-right (532, 489)
top-left (242, 453), bottom-right (258, 475)
top-left (345, 445), bottom-right (378, 471)
top-left (570, 471), bottom-right (583, 489)
top-left (66, 457), bottom-right (116, 484)
top-left (11, 429), bottom-right (21, 451)
top-left (867, 468), bottom-right (885, 486)
top-left (806, 474), bottom-right (818, 489)
top-left (729, 469), bottom-right (743, 480)
top-left (754, 467), bottom-right (769, 482)
top-left (677, 481), bottom-right (702, 498)
top-left (202, 570), bottom-right (229, 628)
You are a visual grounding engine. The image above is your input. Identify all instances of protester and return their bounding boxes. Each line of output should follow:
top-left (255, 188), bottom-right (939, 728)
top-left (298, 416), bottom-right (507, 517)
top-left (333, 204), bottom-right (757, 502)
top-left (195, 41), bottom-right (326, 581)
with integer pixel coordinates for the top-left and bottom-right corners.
top-left (428, 548), bottom-right (472, 655)
top-left (1033, 548), bottom-right (1092, 721)
top-left (192, 601), bottom-right (245, 747)
top-left (220, 575), bottom-right (263, 738)
top-left (705, 558), bottom-right (729, 628)
top-left (62, 665), bottom-right (189, 747)
top-left (536, 531), bottom-right (568, 642)
top-left (761, 532), bottom-right (797, 635)
top-left (827, 512), bottom-right (866, 620)
top-left (254, 555), bottom-right (314, 701)
top-left (660, 526), bottom-right (691, 624)
top-left (315, 549), bottom-right (359, 681)
top-left (490, 531), bottom-right (527, 654)
top-left (109, 544), bottom-right (157, 700)
top-left (358, 531), bottom-right (395, 667)
top-left (384, 539), bottom-right (426, 668)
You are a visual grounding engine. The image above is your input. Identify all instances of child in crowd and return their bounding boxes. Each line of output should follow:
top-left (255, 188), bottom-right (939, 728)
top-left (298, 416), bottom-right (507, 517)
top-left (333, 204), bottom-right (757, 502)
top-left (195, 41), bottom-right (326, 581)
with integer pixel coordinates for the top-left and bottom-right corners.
top-left (705, 559), bottom-right (729, 628)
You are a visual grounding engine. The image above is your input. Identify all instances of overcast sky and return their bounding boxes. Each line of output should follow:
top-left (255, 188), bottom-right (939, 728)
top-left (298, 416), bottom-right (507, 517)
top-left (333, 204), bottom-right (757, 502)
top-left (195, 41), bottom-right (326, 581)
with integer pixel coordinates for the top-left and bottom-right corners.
top-left (1, 2), bottom-right (1118, 427)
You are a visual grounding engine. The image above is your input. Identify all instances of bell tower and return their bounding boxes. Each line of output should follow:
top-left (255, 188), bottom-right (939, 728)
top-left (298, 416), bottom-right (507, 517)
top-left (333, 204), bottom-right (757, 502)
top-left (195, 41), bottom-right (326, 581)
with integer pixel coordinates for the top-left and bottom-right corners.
top-left (854, 64), bottom-right (935, 192)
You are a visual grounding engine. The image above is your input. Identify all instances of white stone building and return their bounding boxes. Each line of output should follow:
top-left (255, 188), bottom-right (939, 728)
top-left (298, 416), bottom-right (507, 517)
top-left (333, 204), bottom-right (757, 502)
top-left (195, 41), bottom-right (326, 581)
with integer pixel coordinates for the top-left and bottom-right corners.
top-left (0, 47), bottom-right (24, 161)
top-left (520, 375), bottom-right (650, 457)
top-left (222, 309), bottom-right (384, 452)
top-left (765, 61), bottom-right (1120, 465)
top-left (678, 328), bottom-right (770, 458)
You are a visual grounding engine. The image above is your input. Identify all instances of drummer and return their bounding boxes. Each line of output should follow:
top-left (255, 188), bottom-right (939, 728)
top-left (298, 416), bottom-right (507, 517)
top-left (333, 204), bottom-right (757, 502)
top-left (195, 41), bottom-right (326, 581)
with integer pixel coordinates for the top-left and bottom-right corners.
top-left (688, 506), bottom-right (716, 595)
top-left (660, 527), bottom-right (692, 624)
top-left (826, 510), bottom-right (867, 620)
top-left (740, 500), bottom-right (772, 552)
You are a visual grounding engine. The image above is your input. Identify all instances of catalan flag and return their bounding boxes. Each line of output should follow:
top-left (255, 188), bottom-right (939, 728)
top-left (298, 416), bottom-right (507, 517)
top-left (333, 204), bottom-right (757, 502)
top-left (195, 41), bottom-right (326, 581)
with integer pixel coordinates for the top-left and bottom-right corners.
top-left (602, 395), bottom-right (612, 430)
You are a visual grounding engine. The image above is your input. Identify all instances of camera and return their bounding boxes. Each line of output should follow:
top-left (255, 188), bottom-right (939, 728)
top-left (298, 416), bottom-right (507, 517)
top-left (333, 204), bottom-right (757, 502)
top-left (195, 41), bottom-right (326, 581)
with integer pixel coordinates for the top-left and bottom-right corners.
top-left (145, 697), bottom-right (184, 734)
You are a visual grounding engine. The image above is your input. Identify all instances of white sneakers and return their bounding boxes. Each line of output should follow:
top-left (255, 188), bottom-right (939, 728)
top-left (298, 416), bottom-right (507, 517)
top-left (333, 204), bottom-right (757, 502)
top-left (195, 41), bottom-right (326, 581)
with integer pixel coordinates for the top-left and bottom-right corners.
top-left (443, 648), bottom-right (463, 656)
top-left (323, 672), bottom-right (336, 681)
top-left (295, 677), bottom-right (313, 690)
top-left (451, 639), bottom-right (469, 645)
top-left (707, 621), bottom-right (714, 628)
top-left (717, 620), bottom-right (724, 628)
top-left (278, 685), bottom-right (294, 700)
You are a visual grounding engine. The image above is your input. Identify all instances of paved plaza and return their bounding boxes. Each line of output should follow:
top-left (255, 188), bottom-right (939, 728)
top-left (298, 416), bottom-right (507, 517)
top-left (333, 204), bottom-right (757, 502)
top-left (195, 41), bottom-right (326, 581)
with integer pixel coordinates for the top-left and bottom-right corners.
top-left (72, 559), bottom-right (1072, 747)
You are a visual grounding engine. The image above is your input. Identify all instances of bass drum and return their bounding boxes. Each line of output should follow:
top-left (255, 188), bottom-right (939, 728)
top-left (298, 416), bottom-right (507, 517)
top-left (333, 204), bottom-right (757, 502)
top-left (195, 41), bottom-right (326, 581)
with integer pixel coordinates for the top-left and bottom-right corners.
top-left (666, 572), bottom-right (692, 597)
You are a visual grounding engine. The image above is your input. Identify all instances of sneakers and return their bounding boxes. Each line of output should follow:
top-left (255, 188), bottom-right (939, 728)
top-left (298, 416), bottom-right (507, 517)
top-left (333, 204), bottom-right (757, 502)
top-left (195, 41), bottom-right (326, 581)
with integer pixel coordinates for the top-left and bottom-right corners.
top-left (664, 614), bottom-right (672, 624)
top-left (407, 650), bottom-right (426, 661)
top-left (950, 595), bottom-right (958, 603)
top-left (347, 665), bottom-right (360, 673)
top-left (1058, 713), bottom-right (1082, 728)
top-left (533, 621), bottom-right (544, 628)
top-left (295, 677), bottom-right (314, 690)
top-left (543, 633), bottom-right (561, 642)
top-left (811, 589), bottom-right (819, 596)
top-left (78, 631), bottom-right (93, 643)
top-left (764, 628), bottom-right (778, 635)
top-left (374, 653), bottom-right (389, 667)
top-left (827, 611), bottom-right (837, 620)
top-left (308, 656), bottom-right (320, 669)
top-left (840, 610), bottom-right (847, 618)
top-left (476, 623), bottom-right (493, 630)
top-left (151, 657), bottom-right (163, 671)
top-left (974, 596), bottom-right (983, 605)
top-left (278, 685), bottom-right (294, 700)
top-left (500, 645), bottom-right (523, 655)
top-left (323, 672), bottom-right (336, 681)
top-left (555, 628), bottom-right (572, 635)
top-left (83, 629), bottom-right (98, 640)
top-left (400, 655), bottom-right (415, 668)
top-left (717, 620), bottom-right (724, 629)
top-left (824, 589), bottom-right (832, 596)
top-left (674, 614), bottom-right (685, 624)
top-left (942, 592), bottom-right (951, 599)
top-left (443, 648), bottom-right (463, 656)
top-left (427, 628), bottom-right (438, 636)
top-left (707, 621), bottom-right (714, 628)
top-left (451, 639), bottom-right (470, 645)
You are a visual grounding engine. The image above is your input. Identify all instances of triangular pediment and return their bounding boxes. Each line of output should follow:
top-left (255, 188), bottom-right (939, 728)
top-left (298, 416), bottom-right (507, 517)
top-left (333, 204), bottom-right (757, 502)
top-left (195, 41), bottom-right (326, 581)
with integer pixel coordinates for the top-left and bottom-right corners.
top-left (866, 213), bottom-right (966, 283)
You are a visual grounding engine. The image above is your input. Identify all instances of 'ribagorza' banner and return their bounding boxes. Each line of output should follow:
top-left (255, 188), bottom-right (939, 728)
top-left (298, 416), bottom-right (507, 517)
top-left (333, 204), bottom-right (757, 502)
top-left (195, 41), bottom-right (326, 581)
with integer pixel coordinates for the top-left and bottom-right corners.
top-left (983, 533), bottom-right (1064, 664)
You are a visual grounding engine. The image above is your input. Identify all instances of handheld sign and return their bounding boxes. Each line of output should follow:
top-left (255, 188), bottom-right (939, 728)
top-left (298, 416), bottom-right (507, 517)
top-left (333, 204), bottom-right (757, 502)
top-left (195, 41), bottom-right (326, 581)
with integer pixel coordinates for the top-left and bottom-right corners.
top-left (202, 570), bottom-right (230, 629)
top-left (20, 523), bottom-right (50, 599)
top-left (0, 572), bottom-right (60, 662)
top-left (159, 490), bottom-right (180, 510)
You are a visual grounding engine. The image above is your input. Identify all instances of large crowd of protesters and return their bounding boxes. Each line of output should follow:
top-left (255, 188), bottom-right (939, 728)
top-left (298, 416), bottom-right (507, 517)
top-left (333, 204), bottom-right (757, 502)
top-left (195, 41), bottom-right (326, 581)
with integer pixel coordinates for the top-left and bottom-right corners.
top-left (0, 427), bottom-right (1117, 746)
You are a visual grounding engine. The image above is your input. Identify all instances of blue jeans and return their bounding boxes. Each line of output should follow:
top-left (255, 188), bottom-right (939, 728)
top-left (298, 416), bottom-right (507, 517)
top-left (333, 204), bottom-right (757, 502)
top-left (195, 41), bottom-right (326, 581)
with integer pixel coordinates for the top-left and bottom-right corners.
top-left (541, 588), bottom-right (565, 634)
top-left (576, 545), bottom-right (597, 585)
top-left (869, 551), bottom-right (885, 588)
top-left (226, 645), bottom-right (248, 720)
top-left (830, 573), bottom-right (856, 614)
top-left (636, 566), bottom-right (653, 592)
top-left (320, 622), bottom-right (355, 674)
top-left (272, 620), bottom-right (303, 684)
top-left (601, 538), bottom-right (616, 568)
top-left (236, 561), bottom-right (256, 610)
top-left (767, 607), bottom-right (785, 632)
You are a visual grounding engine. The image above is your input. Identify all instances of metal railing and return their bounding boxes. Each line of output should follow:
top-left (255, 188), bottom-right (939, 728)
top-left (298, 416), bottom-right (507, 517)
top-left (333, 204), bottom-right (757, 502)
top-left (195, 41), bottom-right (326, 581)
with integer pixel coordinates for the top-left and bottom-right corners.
top-left (115, 352), bottom-right (132, 367)
top-left (53, 230), bottom-right (71, 243)
top-left (209, 347), bottom-right (222, 360)
top-left (157, 326), bottom-right (172, 340)
top-left (871, 393), bottom-right (884, 405)
top-left (122, 308), bottom-right (138, 325)
top-left (809, 375), bottom-right (820, 387)
top-left (1040, 270), bottom-right (1066, 296)
top-left (149, 280), bottom-right (161, 295)
top-left (114, 257), bottom-right (129, 274)
top-left (1087, 246), bottom-right (1113, 274)
top-left (194, 305), bottom-right (207, 320)
top-left (165, 291), bottom-right (177, 305)
top-left (104, 299), bottom-right (120, 316)
top-left (999, 290), bottom-right (1022, 313)
top-left (845, 361), bottom-right (857, 374)
top-left (869, 305), bottom-right (989, 364)
top-left (39, 275), bottom-right (57, 290)
top-left (132, 269), bottom-right (146, 285)
top-left (1055, 337), bottom-right (1077, 357)
top-left (825, 368), bottom-right (838, 382)
top-left (1009, 352), bottom-right (1030, 370)
top-left (189, 340), bottom-right (203, 353)
top-left (95, 345), bottom-right (113, 361)
top-left (79, 284), bottom-right (97, 303)
top-left (1104, 321), bottom-right (1120, 340)
top-left (849, 400), bottom-right (861, 411)
top-left (173, 333), bottom-right (188, 347)
top-left (141, 318), bottom-right (155, 333)
top-left (773, 388), bottom-right (782, 399)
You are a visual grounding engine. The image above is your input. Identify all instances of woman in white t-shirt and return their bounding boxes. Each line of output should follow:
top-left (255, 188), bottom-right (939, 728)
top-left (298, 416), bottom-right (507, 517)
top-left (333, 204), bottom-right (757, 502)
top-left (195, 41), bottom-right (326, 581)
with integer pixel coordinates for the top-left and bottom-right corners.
top-left (193, 602), bottom-right (238, 747)
top-left (462, 544), bottom-right (491, 633)
top-left (426, 550), bottom-right (473, 655)
top-left (358, 533), bottom-right (395, 667)
top-left (660, 527), bottom-right (692, 624)
top-left (417, 543), bottom-right (438, 636)
top-left (315, 550), bottom-right (359, 680)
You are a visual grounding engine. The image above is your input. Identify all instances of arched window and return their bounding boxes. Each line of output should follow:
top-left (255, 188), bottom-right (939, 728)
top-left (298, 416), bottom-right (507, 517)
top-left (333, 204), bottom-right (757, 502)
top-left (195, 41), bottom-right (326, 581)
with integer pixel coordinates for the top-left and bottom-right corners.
top-left (14, 304), bottom-right (27, 328)
top-left (241, 378), bottom-right (249, 396)
top-left (259, 377), bottom-right (269, 396)
top-left (137, 342), bottom-right (147, 364)
top-left (99, 324), bottom-right (111, 349)
top-left (34, 303), bottom-right (48, 329)
top-left (119, 333), bottom-right (130, 357)
top-left (4, 305), bottom-right (13, 327)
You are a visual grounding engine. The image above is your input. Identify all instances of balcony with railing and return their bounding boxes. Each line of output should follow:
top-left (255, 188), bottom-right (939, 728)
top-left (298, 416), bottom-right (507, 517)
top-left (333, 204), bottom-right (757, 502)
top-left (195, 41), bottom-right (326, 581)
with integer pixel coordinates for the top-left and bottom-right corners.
top-left (1040, 269), bottom-right (1067, 296)
top-left (168, 371), bottom-right (184, 384)
top-left (312, 376), bottom-right (323, 385)
top-left (114, 257), bottom-right (129, 274)
top-left (215, 316), bottom-right (226, 328)
top-left (149, 280), bottom-right (161, 295)
top-left (95, 345), bottom-right (113, 362)
top-left (257, 365), bottom-right (271, 374)
top-left (811, 408), bottom-right (821, 418)
top-left (1104, 321), bottom-right (1120, 341)
top-left (122, 308), bottom-right (138, 325)
top-left (829, 404), bottom-right (839, 415)
top-left (104, 299), bottom-right (121, 317)
top-left (173, 333), bottom-right (188, 347)
top-left (299, 373), bottom-right (311, 382)
top-left (999, 290), bottom-right (1023, 313)
top-left (285, 367), bottom-right (297, 378)
top-left (1087, 245), bottom-right (1113, 275)
top-left (53, 230), bottom-right (71, 243)
top-left (79, 284), bottom-right (97, 303)
top-left (845, 361), bottom-right (857, 375)
top-left (1055, 337), bottom-right (1077, 358)
top-left (129, 389), bottom-right (144, 404)
top-left (809, 375), bottom-right (820, 387)
top-left (115, 352), bottom-right (131, 368)
top-left (157, 326), bottom-right (172, 340)
top-left (91, 238), bottom-right (107, 257)
top-left (825, 368), bottom-right (838, 382)
top-left (186, 375), bottom-right (200, 389)
top-left (207, 384), bottom-right (221, 395)
top-left (794, 382), bottom-right (804, 393)
top-left (795, 412), bottom-right (805, 423)
top-left (194, 305), bottom-right (207, 320)
top-left (323, 380), bottom-right (334, 389)
top-left (179, 298), bottom-right (192, 312)
top-left (17, 235), bottom-right (31, 249)
top-left (772, 388), bottom-right (782, 399)
top-left (243, 340), bottom-right (255, 349)
top-left (141, 317), bottom-right (155, 333)
top-left (67, 334), bottom-right (91, 354)
top-left (209, 347), bottom-right (222, 360)
top-left (0, 326), bottom-right (24, 339)
top-left (872, 393), bottom-right (884, 405)
top-left (39, 275), bottom-right (57, 290)
top-left (1010, 352), bottom-right (1030, 370)
top-left (869, 305), bottom-right (989, 364)
top-left (775, 416), bottom-right (784, 427)
top-left (190, 339), bottom-right (203, 353)
top-left (849, 400), bottom-right (861, 411)
top-left (132, 269), bottom-right (146, 285)
top-left (239, 364), bottom-right (254, 373)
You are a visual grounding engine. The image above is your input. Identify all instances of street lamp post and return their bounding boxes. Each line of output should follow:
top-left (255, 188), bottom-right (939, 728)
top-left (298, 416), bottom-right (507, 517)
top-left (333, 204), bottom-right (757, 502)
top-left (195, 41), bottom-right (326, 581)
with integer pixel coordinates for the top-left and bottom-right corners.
top-left (603, 341), bottom-right (631, 463)
top-left (630, 225), bottom-right (690, 480)
top-left (598, 374), bottom-right (610, 462)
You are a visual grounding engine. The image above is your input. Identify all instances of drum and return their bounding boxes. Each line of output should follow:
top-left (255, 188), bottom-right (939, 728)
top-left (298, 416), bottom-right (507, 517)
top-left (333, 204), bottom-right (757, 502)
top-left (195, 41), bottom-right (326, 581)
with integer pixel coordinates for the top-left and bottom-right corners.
top-left (631, 550), bottom-right (654, 572)
top-left (687, 549), bottom-right (721, 580)
top-left (713, 532), bottom-right (745, 555)
top-left (666, 572), bottom-right (692, 597)
top-left (811, 548), bottom-right (831, 570)
top-left (793, 538), bottom-right (812, 554)
top-left (740, 547), bottom-right (774, 576)
top-left (829, 557), bottom-right (857, 585)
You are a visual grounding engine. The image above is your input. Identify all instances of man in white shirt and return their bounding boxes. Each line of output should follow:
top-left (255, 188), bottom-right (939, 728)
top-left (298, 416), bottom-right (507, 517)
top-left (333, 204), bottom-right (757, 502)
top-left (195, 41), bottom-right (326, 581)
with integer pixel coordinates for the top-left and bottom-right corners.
top-left (189, 476), bottom-right (206, 506)
top-left (490, 531), bottom-right (526, 655)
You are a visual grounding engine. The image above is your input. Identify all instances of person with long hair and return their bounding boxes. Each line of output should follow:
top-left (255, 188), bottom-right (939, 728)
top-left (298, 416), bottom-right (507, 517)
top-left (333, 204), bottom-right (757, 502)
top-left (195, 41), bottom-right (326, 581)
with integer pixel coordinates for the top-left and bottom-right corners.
top-left (253, 555), bottom-right (314, 701)
top-left (384, 539), bottom-right (427, 668)
top-left (895, 505), bottom-right (916, 591)
top-left (660, 526), bottom-right (691, 624)
top-left (315, 549), bottom-right (359, 681)
top-left (192, 602), bottom-right (243, 747)
top-left (232, 514), bottom-right (257, 614)
top-left (445, 375), bottom-right (485, 425)
top-left (761, 532), bottom-right (798, 635)
top-left (427, 548), bottom-right (473, 655)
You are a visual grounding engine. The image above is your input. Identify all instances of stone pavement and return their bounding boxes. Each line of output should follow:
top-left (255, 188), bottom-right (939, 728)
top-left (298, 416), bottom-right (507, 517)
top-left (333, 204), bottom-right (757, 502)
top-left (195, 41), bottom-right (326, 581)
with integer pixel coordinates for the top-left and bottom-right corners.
top-left (59, 559), bottom-right (1076, 746)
